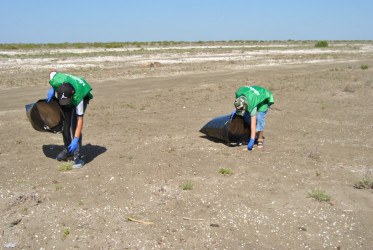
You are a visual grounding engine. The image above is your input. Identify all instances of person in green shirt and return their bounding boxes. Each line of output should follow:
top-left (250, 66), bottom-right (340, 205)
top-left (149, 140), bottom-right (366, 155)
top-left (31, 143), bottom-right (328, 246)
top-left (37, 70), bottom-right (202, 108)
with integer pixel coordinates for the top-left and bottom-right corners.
top-left (46, 68), bottom-right (93, 168)
top-left (231, 86), bottom-right (274, 150)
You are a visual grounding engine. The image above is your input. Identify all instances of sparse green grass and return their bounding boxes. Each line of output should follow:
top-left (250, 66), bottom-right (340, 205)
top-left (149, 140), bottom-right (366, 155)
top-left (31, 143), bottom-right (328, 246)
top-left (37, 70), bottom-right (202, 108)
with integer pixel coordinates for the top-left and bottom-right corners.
top-left (181, 181), bottom-right (193, 190)
top-left (63, 228), bottom-right (70, 238)
top-left (58, 163), bottom-right (72, 172)
top-left (140, 103), bottom-right (150, 111)
top-left (360, 65), bottom-right (369, 70)
top-left (321, 105), bottom-right (326, 110)
top-left (307, 188), bottom-right (331, 202)
top-left (0, 40), bottom-right (363, 51)
top-left (354, 174), bottom-right (373, 189)
top-left (55, 184), bottom-right (63, 191)
top-left (219, 168), bottom-right (233, 175)
top-left (77, 201), bottom-right (84, 206)
top-left (124, 103), bottom-right (135, 109)
top-left (0, 40), bottom-right (370, 66)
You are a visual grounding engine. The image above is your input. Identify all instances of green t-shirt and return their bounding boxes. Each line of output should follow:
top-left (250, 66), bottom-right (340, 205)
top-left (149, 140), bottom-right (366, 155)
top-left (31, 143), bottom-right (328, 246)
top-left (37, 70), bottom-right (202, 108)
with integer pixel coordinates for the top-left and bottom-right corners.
top-left (235, 86), bottom-right (274, 116)
top-left (250, 106), bottom-right (257, 116)
top-left (49, 73), bottom-right (93, 107)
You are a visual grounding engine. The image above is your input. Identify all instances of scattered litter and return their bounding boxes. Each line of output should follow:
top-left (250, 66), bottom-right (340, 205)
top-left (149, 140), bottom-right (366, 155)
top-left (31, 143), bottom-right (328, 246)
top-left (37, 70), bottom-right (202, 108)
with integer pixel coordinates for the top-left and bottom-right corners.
top-left (4, 243), bottom-right (16, 248)
top-left (243, 147), bottom-right (254, 151)
top-left (183, 217), bottom-right (204, 221)
top-left (127, 217), bottom-right (154, 225)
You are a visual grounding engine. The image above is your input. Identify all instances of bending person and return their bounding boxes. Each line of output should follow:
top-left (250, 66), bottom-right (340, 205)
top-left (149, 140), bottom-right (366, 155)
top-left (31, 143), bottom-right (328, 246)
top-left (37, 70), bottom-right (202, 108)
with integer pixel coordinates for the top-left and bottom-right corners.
top-left (46, 68), bottom-right (93, 168)
top-left (231, 86), bottom-right (274, 150)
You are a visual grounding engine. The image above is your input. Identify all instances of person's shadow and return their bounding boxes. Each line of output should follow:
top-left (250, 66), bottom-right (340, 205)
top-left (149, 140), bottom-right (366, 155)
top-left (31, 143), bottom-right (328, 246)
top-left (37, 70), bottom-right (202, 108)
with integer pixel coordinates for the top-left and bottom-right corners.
top-left (42, 144), bottom-right (107, 164)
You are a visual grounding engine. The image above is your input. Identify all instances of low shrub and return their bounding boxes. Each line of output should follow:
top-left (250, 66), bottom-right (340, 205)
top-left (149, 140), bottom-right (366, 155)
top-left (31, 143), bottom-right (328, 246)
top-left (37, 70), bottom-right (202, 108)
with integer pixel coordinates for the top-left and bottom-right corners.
top-left (315, 41), bottom-right (328, 48)
top-left (360, 65), bottom-right (369, 70)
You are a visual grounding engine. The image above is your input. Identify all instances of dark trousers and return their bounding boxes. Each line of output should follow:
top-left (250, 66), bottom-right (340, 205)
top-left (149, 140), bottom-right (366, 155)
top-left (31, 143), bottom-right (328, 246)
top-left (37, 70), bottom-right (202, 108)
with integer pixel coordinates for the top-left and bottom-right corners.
top-left (60, 102), bottom-right (87, 160)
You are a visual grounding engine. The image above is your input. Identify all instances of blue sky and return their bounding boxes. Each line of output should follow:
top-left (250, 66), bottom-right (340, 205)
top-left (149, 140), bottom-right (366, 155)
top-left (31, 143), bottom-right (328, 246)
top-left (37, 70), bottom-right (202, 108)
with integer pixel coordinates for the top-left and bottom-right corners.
top-left (1, 0), bottom-right (372, 43)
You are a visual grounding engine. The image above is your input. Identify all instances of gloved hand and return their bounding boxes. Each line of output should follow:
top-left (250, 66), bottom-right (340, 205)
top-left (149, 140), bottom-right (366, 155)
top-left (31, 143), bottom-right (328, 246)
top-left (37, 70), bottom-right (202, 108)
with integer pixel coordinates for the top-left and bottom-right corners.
top-left (68, 137), bottom-right (79, 153)
top-left (231, 110), bottom-right (236, 117)
top-left (47, 87), bottom-right (55, 102)
top-left (247, 138), bottom-right (255, 150)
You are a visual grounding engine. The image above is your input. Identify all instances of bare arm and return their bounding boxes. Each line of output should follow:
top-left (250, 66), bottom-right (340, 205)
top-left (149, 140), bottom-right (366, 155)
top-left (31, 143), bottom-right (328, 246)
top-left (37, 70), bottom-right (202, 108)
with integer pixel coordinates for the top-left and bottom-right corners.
top-left (74, 116), bottom-right (83, 139)
top-left (250, 115), bottom-right (256, 140)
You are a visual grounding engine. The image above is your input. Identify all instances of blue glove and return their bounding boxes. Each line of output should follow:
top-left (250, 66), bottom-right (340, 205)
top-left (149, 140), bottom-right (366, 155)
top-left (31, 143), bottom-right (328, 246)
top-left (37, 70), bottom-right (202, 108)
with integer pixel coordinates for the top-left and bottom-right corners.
top-left (247, 138), bottom-right (255, 150)
top-left (68, 137), bottom-right (79, 153)
top-left (231, 110), bottom-right (236, 117)
top-left (47, 87), bottom-right (55, 102)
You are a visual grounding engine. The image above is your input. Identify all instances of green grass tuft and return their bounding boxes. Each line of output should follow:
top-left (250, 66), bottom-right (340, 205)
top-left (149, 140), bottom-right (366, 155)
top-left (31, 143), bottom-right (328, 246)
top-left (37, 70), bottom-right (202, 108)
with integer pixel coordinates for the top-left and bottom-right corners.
top-left (307, 188), bottom-right (331, 202)
top-left (219, 168), bottom-right (233, 175)
top-left (63, 228), bottom-right (70, 238)
top-left (354, 174), bottom-right (373, 189)
top-left (360, 65), bottom-right (369, 70)
top-left (58, 163), bottom-right (72, 172)
top-left (181, 181), bottom-right (194, 190)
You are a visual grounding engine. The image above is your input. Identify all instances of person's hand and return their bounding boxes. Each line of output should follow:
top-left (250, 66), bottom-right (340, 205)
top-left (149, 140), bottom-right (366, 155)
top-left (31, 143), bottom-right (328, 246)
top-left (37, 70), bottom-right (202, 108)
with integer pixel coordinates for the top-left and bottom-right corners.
top-left (68, 137), bottom-right (79, 153)
top-left (231, 110), bottom-right (236, 117)
top-left (47, 87), bottom-right (55, 102)
top-left (247, 138), bottom-right (255, 150)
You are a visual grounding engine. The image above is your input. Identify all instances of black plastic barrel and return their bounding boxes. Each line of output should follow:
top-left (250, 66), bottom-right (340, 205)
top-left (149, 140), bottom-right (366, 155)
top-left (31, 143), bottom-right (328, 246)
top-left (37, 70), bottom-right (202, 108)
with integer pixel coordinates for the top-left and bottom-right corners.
top-left (25, 98), bottom-right (63, 133)
top-left (200, 114), bottom-right (250, 145)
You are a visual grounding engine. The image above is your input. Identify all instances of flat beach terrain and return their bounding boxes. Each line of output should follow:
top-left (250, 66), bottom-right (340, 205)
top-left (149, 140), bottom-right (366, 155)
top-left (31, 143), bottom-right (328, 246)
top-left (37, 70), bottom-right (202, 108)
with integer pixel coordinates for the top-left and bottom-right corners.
top-left (1, 41), bottom-right (372, 249)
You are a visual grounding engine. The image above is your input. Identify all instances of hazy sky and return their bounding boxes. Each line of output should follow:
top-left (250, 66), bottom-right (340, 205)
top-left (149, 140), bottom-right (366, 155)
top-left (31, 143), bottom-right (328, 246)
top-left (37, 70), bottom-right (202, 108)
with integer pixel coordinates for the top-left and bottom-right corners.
top-left (1, 0), bottom-right (372, 43)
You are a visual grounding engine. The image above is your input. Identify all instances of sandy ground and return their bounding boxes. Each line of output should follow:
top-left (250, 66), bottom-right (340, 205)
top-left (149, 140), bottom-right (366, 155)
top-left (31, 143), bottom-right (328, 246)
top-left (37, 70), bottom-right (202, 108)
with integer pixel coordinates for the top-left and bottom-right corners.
top-left (0, 42), bottom-right (373, 249)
